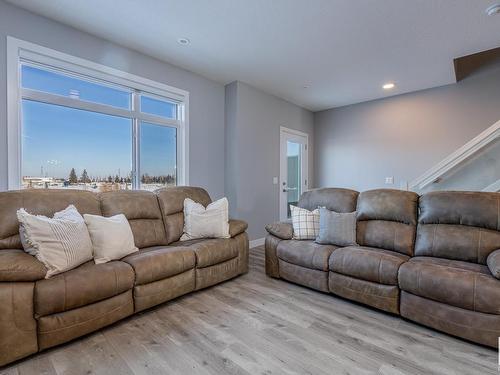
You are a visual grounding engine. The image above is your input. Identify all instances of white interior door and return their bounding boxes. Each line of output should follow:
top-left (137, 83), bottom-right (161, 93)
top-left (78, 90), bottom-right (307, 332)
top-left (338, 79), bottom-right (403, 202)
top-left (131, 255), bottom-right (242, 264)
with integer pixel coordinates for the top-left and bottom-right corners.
top-left (280, 127), bottom-right (308, 221)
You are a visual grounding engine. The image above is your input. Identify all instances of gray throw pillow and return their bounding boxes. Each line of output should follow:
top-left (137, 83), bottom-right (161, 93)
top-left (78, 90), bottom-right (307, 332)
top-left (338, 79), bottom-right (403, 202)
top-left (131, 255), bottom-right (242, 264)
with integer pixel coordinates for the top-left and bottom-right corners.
top-left (315, 207), bottom-right (357, 247)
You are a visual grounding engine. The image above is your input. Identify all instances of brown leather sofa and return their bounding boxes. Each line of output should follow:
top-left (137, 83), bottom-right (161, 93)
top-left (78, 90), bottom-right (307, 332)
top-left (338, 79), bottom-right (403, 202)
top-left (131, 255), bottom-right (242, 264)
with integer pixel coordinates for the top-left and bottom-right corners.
top-left (265, 188), bottom-right (500, 347)
top-left (0, 187), bottom-right (249, 366)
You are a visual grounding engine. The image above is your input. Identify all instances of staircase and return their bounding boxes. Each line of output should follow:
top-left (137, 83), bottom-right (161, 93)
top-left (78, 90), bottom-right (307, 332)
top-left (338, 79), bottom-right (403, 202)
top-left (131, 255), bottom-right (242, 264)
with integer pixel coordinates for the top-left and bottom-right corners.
top-left (483, 179), bottom-right (500, 192)
top-left (410, 120), bottom-right (500, 193)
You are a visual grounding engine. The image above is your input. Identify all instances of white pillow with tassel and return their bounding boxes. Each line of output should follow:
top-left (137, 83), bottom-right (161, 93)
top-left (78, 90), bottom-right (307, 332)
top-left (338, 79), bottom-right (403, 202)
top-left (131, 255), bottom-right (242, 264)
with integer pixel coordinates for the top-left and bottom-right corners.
top-left (17, 205), bottom-right (93, 278)
top-left (180, 197), bottom-right (230, 240)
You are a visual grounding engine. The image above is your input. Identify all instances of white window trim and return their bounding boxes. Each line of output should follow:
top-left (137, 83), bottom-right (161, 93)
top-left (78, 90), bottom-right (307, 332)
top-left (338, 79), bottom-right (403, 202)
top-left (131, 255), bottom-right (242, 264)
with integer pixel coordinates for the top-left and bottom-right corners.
top-left (7, 36), bottom-right (189, 190)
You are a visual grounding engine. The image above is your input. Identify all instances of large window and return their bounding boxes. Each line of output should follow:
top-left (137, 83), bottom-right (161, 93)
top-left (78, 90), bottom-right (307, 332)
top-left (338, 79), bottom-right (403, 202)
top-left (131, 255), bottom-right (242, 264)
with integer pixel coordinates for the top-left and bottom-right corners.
top-left (7, 37), bottom-right (188, 191)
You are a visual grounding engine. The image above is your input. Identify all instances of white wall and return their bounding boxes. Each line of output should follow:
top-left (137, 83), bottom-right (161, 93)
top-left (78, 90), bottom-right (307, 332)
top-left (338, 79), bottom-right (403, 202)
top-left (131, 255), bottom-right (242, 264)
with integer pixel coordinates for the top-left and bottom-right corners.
top-left (225, 81), bottom-right (314, 240)
top-left (0, 2), bottom-right (315, 241)
top-left (6, 0), bottom-right (499, 239)
top-left (314, 62), bottom-right (500, 192)
top-left (0, 0), bottom-right (225, 198)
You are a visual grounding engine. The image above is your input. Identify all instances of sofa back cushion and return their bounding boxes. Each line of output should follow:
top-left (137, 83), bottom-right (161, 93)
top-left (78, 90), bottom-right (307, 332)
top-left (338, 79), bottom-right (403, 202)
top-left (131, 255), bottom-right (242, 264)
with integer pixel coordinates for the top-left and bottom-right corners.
top-left (298, 188), bottom-right (359, 213)
top-left (156, 186), bottom-right (212, 244)
top-left (356, 189), bottom-right (418, 256)
top-left (99, 190), bottom-right (167, 248)
top-left (0, 189), bottom-right (101, 250)
top-left (415, 191), bottom-right (500, 264)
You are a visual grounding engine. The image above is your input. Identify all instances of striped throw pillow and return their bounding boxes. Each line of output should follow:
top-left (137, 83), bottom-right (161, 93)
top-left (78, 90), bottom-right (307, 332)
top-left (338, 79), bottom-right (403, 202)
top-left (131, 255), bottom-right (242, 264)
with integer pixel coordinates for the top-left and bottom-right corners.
top-left (17, 205), bottom-right (93, 278)
top-left (290, 205), bottom-right (320, 240)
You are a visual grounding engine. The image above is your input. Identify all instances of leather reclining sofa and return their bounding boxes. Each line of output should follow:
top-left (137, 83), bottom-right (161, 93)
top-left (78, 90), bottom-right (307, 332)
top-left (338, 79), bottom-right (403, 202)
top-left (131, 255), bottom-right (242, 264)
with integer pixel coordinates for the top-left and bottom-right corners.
top-left (265, 188), bottom-right (500, 347)
top-left (0, 186), bottom-right (249, 366)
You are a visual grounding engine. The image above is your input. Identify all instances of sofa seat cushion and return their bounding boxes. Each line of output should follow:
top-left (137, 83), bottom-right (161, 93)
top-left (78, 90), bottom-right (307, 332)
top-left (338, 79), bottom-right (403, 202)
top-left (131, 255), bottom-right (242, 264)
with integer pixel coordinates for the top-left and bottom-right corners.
top-left (189, 238), bottom-right (240, 268)
top-left (329, 246), bottom-right (409, 285)
top-left (398, 257), bottom-right (500, 314)
top-left (0, 249), bottom-right (46, 281)
top-left (168, 238), bottom-right (206, 247)
top-left (122, 246), bottom-right (195, 285)
top-left (277, 240), bottom-right (337, 271)
top-left (169, 236), bottom-right (243, 268)
top-left (35, 261), bottom-right (134, 317)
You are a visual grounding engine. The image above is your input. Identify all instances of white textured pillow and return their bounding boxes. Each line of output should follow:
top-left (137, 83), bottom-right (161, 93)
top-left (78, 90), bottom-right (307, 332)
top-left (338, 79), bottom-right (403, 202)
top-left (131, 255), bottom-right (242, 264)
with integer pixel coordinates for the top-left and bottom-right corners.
top-left (290, 205), bottom-right (320, 240)
top-left (180, 197), bottom-right (230, 240)
top-left (83, 214), bottom-right (138, 264)
top-left (17, 205), bottom-right (93, 278)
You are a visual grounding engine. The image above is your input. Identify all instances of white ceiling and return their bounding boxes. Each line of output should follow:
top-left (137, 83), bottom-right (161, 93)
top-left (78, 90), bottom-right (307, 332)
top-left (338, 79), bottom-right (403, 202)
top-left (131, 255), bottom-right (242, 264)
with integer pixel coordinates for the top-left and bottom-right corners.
top-left (7, 0), bottom-right (500, 111)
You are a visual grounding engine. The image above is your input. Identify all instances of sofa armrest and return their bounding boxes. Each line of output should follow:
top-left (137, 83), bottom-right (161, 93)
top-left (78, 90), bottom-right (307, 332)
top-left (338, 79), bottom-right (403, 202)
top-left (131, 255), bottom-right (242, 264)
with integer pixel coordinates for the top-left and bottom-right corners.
top-left (487, 249), bottom-right (500, 279)
top-left (265, 235), bottom-right (281, 278)
top-left (0, 249), bottom-right (46, 282)
top-left (229, 219), bottom-right (248, 238)
top-left (265, 222), bottom-right (293, 240)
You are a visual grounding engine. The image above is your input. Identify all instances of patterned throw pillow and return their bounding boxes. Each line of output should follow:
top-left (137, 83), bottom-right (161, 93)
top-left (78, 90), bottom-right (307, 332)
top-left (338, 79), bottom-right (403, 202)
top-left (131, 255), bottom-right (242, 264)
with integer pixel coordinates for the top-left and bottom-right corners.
top-left (17, 205), bottom-right (93, 278)
top-left (290, 205), bottom-right (320, 240)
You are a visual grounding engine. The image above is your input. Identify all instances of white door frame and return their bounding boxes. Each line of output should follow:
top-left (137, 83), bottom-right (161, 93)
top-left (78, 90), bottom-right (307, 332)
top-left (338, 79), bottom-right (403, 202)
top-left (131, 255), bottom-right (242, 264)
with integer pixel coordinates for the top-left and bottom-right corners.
top-left (279, 126), bottom-right (309, 221)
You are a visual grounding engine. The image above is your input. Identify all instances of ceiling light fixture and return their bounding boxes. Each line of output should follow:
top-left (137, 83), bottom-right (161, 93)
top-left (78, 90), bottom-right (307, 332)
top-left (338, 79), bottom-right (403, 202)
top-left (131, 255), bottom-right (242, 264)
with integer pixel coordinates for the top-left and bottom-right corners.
top-left (177, 37), bottom-right (190, 45)
top-left (382, 83), bottom-right (395, 90)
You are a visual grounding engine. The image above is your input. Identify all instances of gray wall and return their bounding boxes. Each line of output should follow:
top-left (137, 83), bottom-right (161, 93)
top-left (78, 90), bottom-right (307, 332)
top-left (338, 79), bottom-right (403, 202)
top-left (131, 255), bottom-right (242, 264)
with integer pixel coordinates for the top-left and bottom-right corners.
top-left (225, 81), bottom-right (314, 240)
top-left (314, 63), bottom-right (500, 192)
top-left (0, 0), bottom-right (225, 198)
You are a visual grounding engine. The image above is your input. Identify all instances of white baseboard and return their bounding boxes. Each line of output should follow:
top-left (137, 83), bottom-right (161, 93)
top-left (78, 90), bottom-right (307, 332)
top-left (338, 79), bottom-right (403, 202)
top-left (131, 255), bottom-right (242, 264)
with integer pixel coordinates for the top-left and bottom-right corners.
top-left (249, 237), bottom-right (265, 248)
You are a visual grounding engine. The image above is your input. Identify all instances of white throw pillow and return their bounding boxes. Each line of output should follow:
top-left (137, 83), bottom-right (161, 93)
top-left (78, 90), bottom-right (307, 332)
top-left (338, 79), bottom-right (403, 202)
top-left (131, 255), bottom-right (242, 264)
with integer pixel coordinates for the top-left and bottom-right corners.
top-left (290, 205), bottom-right (320, 240)
top-left (17, 205), bottom-right (93, 278)
top-left (180, 197), bottom-right (230, 240)
top-left (83, 214), bottom-right (138, 264)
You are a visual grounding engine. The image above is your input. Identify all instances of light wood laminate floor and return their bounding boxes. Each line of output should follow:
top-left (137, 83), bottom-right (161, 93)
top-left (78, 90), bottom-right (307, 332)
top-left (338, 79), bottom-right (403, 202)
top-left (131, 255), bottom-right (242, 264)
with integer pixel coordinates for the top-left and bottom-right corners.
top-left (2, 246), bottom-right (496, 375)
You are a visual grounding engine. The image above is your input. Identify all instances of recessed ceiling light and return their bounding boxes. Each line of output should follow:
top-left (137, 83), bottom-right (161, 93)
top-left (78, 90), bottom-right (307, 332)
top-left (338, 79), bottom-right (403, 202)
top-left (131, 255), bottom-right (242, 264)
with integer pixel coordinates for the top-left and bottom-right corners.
top-left (486, 4), bottom-right (500, 16)
top-left (383, 83), bottom-right (395, 90)
top-left (177, 37), bottom-right (190, 45)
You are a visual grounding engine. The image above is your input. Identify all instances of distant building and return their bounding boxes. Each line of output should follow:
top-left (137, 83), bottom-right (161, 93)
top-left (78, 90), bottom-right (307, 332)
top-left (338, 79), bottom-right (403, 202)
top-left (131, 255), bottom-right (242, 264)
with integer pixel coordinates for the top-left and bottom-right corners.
top-left (22, 176), bottom-right (61, 189)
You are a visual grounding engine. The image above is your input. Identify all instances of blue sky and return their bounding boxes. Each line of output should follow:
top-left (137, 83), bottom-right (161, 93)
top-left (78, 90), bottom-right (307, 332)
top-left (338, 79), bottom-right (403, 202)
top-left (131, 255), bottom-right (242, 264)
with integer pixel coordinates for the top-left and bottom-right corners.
top-left (287, 141), bottom-right (300, 157)
top-left (22, 65), bottom-right (177, 179)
